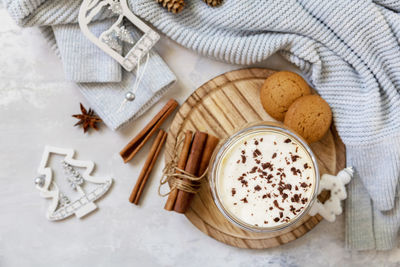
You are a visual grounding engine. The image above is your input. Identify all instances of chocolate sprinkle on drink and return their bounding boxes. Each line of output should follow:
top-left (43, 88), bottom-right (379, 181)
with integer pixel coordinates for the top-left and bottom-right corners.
top-left (231, 188), bottom-right (236, 196)
top-left (216, 130), bottom-right (315, 228)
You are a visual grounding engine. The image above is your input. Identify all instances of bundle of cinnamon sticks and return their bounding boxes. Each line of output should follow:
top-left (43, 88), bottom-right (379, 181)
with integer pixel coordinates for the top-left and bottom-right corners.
top-left (164, 131), bottom-right (219, 213)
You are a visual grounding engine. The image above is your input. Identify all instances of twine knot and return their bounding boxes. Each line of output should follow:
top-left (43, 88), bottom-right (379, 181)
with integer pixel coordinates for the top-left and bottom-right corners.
top-left (159, 134), bottom-right (208, 197)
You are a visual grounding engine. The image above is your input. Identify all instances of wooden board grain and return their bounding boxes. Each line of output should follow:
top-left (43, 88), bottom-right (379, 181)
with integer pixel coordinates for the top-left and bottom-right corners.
top-left (165, 68), bottom-right (346, 249)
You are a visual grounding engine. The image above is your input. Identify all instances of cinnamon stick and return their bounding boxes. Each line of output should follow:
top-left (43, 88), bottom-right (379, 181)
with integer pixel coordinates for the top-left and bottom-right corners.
top-left (173, 133), bottom-right (219, 213)
top-left (129, 129), bottom-right (168, 205)
top-left (174, 132), bottom-right (208, 213)
top-left (120, 99), bottom-right (178, 163)
top-left (198, 134), bottom-right (220, 175)
top-left (164, 130), bottom-right (193, 211)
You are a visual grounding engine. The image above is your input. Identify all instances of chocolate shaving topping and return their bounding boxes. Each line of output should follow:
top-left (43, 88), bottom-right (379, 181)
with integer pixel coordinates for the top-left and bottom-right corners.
top-left (261, 162), bottom-right (274, 171)
top-left (257, 168), bottom-right (268, 176)
top-left (249, 166), bottom-right (258, 173)
top-left (292, 194), bottom-right (300, 203)
top-left (291, 154), bottom-right (300, 162)
top-left (229, 135), bottom-right (315, 227)
top-left (290, 205), bottom-right (297, 215)
top-left (262, 193), bottom-right (271, 199)
top-left (278, 186), bottom-right (284, 195)
top-left (273, 200), bottom-right (284, 210)
top-left (241, 155), bottom-right (246, 163)
top-left (240, 179), bottom-right (248, 187)
top-left (290, 167), bottom-right (301, 176)
top-left (253, 149), bottom-right (261, 157)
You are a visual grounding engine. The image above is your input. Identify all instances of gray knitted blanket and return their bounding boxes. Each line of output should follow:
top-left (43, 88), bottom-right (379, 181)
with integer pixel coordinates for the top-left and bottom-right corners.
top-left (4, 0), bottom-right (400, 250)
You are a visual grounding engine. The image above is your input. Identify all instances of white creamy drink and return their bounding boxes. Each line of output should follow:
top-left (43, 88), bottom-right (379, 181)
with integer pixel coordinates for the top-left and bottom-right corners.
top-left (216, 130), bottom-right (316, 228)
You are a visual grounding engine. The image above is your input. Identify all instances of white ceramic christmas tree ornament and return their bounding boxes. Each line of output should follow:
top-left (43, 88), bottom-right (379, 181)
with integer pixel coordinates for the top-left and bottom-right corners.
top-left (78, 0), bottom-right (160, 72)
top-left (35, 146), bottom-right (113, 221)
top-left (309, 167), bottom-right (353, 222)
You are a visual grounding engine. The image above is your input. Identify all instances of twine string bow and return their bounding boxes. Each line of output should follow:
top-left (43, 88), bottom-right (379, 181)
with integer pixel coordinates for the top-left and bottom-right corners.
top-left (159, 133), bottom-right (208, 197)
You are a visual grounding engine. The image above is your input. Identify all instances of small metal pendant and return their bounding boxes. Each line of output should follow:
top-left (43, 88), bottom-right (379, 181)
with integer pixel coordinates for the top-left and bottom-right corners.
top-left (34, 175), bottom-right (46, 188)
top-left (125, 91), bottom-right (136, 101)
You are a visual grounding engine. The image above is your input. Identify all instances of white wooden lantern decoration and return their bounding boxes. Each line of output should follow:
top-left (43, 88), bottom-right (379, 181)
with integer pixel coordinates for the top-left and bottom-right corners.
top-left (78, 0), bottom-right (160, 72)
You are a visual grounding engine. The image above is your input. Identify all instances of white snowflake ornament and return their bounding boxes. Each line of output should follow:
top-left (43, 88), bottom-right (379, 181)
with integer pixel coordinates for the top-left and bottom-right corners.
top-left (309, 167), bottom-right (353, 222)
top-left (35, 146), bottom-right (113, 221)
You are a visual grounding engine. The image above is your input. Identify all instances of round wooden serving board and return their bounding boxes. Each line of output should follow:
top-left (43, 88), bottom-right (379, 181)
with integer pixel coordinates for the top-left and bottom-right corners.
top-left (165, 68), bottom-right (346, 249)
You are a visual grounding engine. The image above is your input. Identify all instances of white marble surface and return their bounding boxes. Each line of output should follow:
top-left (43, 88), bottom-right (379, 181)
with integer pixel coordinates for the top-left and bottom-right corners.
top-left (0, 7), bottom-right (399, 267)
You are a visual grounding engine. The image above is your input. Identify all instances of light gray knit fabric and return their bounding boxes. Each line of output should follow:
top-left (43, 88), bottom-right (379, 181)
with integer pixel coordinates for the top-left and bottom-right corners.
top-left (3, 0), bottom-right (176, 130)
top-left (4, 0), bottom-right (400, 250)
top-left (52, 20), bottom-right (122, 83)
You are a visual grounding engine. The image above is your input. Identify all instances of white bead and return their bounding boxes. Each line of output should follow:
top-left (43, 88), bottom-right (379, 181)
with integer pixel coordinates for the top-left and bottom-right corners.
top-left (35, 176), bottom-right (45, 187)
top-left (125, 91), bottom-right (135, 101)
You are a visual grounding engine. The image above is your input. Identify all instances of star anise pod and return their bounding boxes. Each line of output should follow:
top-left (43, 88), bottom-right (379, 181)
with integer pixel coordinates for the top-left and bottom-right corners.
top-left (72, 103), bottom-right (102, 133)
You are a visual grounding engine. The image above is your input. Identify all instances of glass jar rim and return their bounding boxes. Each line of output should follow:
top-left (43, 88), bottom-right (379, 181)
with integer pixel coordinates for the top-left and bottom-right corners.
top-left (209, 121), bottom-right (320, 233)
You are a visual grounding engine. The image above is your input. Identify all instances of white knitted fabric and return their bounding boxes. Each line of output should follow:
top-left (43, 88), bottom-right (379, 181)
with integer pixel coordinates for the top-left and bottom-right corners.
top-left (4, 0), bottom-right (400, 250)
